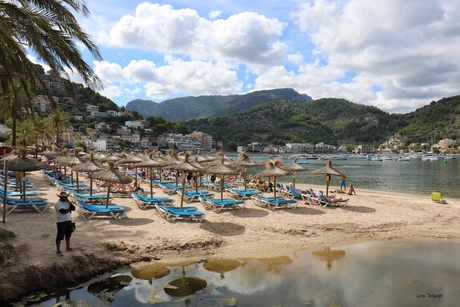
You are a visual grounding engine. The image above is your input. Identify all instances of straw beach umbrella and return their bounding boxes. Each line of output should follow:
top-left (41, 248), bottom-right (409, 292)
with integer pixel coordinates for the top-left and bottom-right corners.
top-left (280, 157), bottom-right (309, 187)
top-left (115, 152), bottom-right (143, 187)
top-left (61, 148), bottom-right (87, 188)
top-left (1, 147), bottom-right (48, 221)
top-left (133, 152), bottom-right (170, 198)
top-left (312, 159), bottom-right (346, 197)
top-left (256, 159), bottom-right (289, 200)
top-left (72, 153), bottom-right (103, 195)
top-left (207, 157), bottom-right (238, 201)
top-left (230, 152), bottom-right (259, 191)
top-left (172, 151), bottom-right (203, 210)
top-left (89, 161), bottom-right (133, 208)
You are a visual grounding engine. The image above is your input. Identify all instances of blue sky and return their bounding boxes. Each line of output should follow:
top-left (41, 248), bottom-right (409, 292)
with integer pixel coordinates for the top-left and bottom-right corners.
top-left (66, 0), bottom-right (460, 113)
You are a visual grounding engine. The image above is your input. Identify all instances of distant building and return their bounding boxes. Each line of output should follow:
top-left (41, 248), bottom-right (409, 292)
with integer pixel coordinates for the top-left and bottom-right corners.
top-left (189, 131), bottom-right (213, 151)
top-left (74, 115), bottom-right (83, 121)
top-left (86, 105), bottom-right (99, 113)
top-left (358, 144), bottom-right (374, 154)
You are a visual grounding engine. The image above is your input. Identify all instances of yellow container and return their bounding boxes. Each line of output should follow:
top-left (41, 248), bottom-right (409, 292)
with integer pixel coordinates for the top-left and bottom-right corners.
top-left (431, 191), bottom-right (442, 202)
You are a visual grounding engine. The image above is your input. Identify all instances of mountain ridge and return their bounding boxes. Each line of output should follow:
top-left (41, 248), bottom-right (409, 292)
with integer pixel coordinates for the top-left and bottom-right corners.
top-left (126, 88), bottom-right (312, 120)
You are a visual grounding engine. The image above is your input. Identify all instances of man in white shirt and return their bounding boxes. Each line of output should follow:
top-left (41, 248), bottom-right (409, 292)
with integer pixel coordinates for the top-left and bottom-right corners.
top-left (55, 191), bottom-right (75, 256)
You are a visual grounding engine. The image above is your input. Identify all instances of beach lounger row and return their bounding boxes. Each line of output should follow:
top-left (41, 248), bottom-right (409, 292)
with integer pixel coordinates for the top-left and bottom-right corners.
top-left (154, 204), bottom-right (205, 222)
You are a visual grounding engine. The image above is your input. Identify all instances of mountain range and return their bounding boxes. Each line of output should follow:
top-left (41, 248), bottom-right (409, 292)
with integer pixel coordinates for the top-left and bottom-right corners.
top-left (126, 88), bottom-right (312, 121)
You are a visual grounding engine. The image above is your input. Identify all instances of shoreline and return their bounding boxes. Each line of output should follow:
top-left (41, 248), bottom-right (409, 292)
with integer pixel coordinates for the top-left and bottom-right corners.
top-left (1, 171), bottom-right (460, 302)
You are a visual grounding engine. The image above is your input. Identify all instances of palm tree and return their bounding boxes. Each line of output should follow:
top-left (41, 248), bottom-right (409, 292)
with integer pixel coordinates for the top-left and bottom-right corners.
top-left (0, 0), bottom-right (102, 101)
top-left (0, 79), bottom-right (35, 146)
top-left (15, 120), bottom-right (36, 147)
top-left (30, 115), bottom-right (53, 156)
top-left (46, 108), bottom-right (71, 146)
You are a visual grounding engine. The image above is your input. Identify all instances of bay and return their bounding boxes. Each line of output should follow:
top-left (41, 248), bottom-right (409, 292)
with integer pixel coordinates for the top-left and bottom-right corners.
top-left (240, 155), bottom-right (460, 199)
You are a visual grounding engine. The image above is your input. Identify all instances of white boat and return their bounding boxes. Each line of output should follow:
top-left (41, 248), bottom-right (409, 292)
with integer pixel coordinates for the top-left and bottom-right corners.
top-left (421, 155), bottom-right (439, 161)
top-left (370, 156), bottom-right (383, 161)
top-left (397, 156), bottom-right (411, 161)
top-left (381, 155), bottom-right (392, 161)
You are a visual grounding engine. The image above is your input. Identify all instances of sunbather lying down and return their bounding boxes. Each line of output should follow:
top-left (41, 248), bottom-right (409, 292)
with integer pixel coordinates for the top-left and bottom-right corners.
top-left (316, 191), bottom-right (348, 203)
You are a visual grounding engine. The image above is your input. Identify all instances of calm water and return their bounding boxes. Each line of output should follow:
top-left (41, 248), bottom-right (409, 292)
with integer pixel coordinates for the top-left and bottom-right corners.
top-left (242, 155), bottom-right (460, 199)
top-left (18, 240), bottom-right (460, 306)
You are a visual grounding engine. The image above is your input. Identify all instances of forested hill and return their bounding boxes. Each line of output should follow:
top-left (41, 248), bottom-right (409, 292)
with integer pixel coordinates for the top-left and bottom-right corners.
top-left (184, 95), bottom-right (460, 147)
top-left (126, 88), bottom-right (313, 120)
top-left (397, 95), bottom-right (460, 144)
top-left (185, 98), bottom-right (406, 146)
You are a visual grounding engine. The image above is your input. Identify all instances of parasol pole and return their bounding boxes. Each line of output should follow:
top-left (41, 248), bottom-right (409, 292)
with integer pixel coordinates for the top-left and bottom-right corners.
top-left (106, 182), bottom-right (111, 209)
top-left (220, 174), bottom-right (224, 201)
top-left (274, 176), bottom-right (277, 200)
top-left (326, 174), bottom-right (330, 197)
top-left (180, 172), bottom-right (186, 211)
top-left (90, 177), bottom-right (93, 196)
top-left (2, 160), bottom-right (7, 222)
top-left (149, 167), bottom-right (154, 198)
top-left (76, 171), bottom-right (79, 189)
top-left (293, 171), bottom-right (296, 188)
top-left (244, 166), bottom-right (248, 191)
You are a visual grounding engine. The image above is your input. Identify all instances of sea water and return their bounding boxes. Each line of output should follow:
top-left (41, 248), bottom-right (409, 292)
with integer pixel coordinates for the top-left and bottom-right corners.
top-left (243, 155), bottom-right (460, 199)
top-left (15, 240), bottom-right (460, 306)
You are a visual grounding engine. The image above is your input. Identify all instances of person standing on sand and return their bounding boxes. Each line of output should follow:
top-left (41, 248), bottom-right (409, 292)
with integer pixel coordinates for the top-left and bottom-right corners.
top-left (55, 191), bottom-right (75, 256)
top-left (339, 175), bottom-right (347, 193)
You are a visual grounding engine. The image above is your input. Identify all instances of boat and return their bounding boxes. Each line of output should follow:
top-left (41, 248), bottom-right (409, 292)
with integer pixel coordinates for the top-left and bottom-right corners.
top-left (296, 161), bottom-right (309, 165)
top-left (381, 155), bottom-right (392, 161)
top-left (397, 156), bottom-right (411, 162)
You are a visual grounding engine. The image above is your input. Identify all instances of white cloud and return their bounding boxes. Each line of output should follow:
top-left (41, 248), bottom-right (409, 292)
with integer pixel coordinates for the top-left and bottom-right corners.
top-left (290, 0), bottom-right (460, 111)
top-left (93, 61), bottom-right (125, 84)
top-left (106, 4), bottom-right (287, 69)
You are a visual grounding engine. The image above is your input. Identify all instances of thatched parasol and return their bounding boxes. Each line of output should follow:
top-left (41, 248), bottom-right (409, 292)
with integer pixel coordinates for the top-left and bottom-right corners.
top-left (230, 152), bottom-right (259, 191)
top-left (72, 153), bottom-right (103, 195)
top-left (133, 152), bottom-right (171, 198)
top-left (207, 157), bottom-right (238, 201)
top-left (2, 147), bottom-right (48, 220)
top-left (256, 159), bottom-right (289, 200)
top-left (61, 148), bottom-right (87, 187)
top-left (89, 161), bottom-right (133, 208)
top-left (172, 151), bottom-right (203, 210)
top-left (115, 152), bottom-right (143, 187)
top-left (280, 157), bottom-right (309, 187)
top-left (312, 159), bottom-right (345, 197)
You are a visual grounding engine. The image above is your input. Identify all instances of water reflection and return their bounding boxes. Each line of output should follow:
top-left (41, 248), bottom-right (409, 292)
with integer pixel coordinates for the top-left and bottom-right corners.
top-left (87, 275), bottom-right (132, 302)
top-left (17, 240), bottom-right (460, 307)
top-left (164, 266), bottom-right (207, 297)
top-left (312, 247), bottom-right (346, 270)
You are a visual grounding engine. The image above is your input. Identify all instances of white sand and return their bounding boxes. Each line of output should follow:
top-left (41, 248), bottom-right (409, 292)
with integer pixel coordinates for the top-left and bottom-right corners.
top-left (1, 170), bottom-right (460, 299)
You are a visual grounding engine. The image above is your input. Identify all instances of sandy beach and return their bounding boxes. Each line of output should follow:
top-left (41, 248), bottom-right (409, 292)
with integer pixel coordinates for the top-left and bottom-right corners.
top-left (1, 170), bottom-right (460, 301)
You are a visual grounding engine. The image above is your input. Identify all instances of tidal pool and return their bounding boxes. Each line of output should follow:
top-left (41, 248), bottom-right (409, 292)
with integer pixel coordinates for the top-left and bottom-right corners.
top-left (15, 239), bottom-right (460, 306)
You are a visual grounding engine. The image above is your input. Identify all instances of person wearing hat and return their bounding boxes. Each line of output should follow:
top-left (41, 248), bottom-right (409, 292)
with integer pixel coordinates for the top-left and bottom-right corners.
top-left (55, 191), bottom-right (75, 256)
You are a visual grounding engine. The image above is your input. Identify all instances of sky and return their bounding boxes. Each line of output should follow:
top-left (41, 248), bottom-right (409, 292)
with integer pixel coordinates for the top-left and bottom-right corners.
top-left (64, 0), bottom-right (460, 114)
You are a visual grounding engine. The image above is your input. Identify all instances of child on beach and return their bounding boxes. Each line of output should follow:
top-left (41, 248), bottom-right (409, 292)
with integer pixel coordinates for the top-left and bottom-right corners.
top-left (347, 184), bottom-right (357, 195)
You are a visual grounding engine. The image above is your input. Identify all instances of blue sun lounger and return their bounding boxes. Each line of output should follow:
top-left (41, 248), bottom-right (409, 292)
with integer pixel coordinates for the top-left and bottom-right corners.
top-left (70, 192), bottom-right (113, 203)
top-left (184, 190), bottom-right (214, 203)
top-left (227, 188), bottom-right (262, 200)
top-left (1, 198), bottom-right (51, 214)
top-left (262, 198), bottom-right (298, 210)
top-left (155, 204), bottom-right (205, 222)
top-left (76, 200), bottom-right (126, 221)
top-left (131, 193), bottom-right (174, 209)
top-left (199, 197), bottom-right (245, 212)
top-left (0, 189), bottom-right (41, 198)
